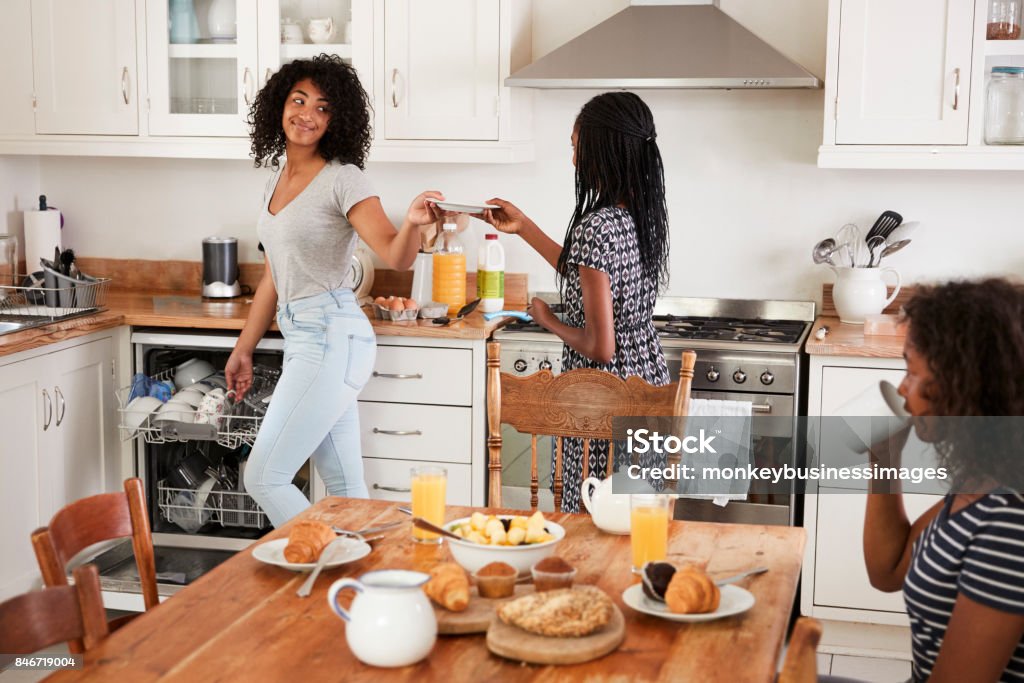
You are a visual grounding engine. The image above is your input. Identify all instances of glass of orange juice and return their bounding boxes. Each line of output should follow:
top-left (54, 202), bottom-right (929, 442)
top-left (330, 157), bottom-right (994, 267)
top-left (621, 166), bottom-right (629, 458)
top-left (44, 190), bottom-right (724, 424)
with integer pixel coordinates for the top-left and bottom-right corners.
top-left (411, 465), bottom-right (447, 544)
top-left (630, 494), bottom-right (673, 570)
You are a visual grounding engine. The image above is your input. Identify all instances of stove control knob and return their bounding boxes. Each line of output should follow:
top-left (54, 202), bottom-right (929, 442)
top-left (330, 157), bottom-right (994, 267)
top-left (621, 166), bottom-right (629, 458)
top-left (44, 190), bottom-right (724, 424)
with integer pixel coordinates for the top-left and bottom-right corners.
top-left (539, 360), bottom-right (553, 371)
top-left (706, 366), bottom-right (720, 382)
top-left (760, 370), bottom-right (775, 386)
top-left (513, 359), bottom-right (528, 373)
top-left (733, 369), bottom-right (748, 384)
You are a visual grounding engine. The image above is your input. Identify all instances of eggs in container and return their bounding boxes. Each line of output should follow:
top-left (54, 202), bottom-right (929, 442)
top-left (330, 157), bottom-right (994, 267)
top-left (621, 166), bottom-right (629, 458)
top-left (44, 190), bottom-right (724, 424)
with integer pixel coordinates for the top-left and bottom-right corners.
top-left (372, 296), bottom-right (419, 321)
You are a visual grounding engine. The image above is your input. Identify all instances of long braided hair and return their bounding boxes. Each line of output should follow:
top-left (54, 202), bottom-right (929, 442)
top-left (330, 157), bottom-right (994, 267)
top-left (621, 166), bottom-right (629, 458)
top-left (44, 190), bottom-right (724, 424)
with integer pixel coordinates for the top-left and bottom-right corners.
top-left (556, 91), bottom-right (670, 292)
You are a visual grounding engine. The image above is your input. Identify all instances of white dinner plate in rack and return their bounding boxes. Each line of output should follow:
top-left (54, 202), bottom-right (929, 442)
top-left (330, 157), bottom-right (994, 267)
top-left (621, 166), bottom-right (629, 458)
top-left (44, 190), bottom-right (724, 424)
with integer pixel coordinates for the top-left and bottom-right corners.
top-left (621, 583), bottom-right (755, 622)
top-left (252, 537), bottom-right (370, 571)
top-left (430, 200), bottom-right (499, 214)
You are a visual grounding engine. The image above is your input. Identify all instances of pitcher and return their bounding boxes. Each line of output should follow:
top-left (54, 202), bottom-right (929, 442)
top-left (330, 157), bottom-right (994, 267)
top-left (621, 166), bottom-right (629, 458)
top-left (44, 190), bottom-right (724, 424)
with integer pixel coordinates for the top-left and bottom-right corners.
top-left (327, 570), bottom-right (436, 667)
top-left (581, 476), bottom-right (631, 534)
top-left (830, 266), bottom-right (901, 324)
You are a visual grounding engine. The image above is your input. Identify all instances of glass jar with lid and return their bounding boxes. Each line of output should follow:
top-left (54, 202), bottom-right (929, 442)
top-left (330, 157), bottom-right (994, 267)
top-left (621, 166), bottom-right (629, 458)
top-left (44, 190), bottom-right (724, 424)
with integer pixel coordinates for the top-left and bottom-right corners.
top-left (988, 0), bottom-right (1022, 39)
top-left (986, 67), bottom-right (1024, 144)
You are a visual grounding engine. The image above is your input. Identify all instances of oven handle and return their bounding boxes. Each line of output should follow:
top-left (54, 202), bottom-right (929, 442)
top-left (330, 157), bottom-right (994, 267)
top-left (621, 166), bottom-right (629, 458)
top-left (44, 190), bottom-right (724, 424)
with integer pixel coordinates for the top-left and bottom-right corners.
top-left (752, 403), bottom-right (772, 414)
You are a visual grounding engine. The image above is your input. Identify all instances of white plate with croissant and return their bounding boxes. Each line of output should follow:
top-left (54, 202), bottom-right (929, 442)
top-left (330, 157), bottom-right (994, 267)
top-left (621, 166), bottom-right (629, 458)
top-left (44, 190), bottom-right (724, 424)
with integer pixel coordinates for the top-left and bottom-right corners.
top-left (622, 583), bottom-right (755, 622)
top-left (252, 537), bottom-right (370, 571)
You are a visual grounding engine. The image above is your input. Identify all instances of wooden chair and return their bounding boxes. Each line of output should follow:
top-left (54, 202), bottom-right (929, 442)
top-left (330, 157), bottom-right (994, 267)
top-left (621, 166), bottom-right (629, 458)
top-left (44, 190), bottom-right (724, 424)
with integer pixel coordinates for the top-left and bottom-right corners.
top-left (0, 564), bottom-right (109, 656)
top-left (486, 341), bottom-right (697, 511)
top-left (778, 617), bottom-right (824, 683)
top-left (31, 477), bottom-right (158, 653)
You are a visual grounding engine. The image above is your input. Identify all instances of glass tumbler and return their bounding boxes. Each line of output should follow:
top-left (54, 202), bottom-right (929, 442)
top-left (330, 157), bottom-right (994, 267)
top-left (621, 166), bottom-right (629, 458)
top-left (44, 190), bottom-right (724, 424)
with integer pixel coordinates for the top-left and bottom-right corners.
top-left (410, 465), bottom-right (447, 544)
top-left (630, 494), bottom-right (673, 571)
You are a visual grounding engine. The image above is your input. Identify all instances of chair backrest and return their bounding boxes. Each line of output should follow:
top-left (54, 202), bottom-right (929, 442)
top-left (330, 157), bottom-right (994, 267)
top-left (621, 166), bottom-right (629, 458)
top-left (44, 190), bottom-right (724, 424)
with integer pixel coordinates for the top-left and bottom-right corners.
top-left (31, 477), bottom-right (158, 646)
top-left (0, 564), bottom-right (109, 655)
top-left (778, 617), bottom-right (823, 683)
top-left (487, 341), bottom-right (697, 511)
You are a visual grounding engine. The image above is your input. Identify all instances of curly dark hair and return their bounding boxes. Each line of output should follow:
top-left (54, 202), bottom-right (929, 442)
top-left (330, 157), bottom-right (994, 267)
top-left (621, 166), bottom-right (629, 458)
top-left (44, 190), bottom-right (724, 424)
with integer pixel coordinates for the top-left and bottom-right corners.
top-left (557, 91), bottom-right (670, 292)
top-left (248, 54), bottom-right (372, 170)
top-left (901, 278), bottom-right (1024, 490)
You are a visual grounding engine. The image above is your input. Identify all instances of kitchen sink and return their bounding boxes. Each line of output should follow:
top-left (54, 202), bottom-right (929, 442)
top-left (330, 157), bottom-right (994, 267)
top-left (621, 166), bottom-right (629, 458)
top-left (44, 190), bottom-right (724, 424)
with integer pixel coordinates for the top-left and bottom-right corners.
top-left (0, 310), bottom-right (100, 336)
top-left (0, 321), bottom-right (28, 334)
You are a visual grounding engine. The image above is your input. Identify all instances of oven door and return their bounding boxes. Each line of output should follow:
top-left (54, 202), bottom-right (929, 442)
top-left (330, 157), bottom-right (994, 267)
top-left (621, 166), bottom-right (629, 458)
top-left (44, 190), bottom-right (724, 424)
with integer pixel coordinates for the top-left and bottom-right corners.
top-left (672, 390), bottom-right (797, 526)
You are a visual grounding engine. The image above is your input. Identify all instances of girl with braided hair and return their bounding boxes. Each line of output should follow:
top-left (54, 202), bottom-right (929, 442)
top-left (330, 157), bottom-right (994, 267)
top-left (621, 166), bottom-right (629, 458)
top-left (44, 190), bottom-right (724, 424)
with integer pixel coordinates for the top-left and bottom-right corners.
top-left (483, 91), bottom-right (670, 512)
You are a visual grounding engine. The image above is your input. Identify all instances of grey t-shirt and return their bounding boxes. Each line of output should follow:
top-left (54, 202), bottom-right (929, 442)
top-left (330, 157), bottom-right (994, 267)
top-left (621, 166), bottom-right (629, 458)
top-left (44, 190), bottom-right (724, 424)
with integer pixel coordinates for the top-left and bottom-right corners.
top-left (257, 161), bottom-right (376, 303)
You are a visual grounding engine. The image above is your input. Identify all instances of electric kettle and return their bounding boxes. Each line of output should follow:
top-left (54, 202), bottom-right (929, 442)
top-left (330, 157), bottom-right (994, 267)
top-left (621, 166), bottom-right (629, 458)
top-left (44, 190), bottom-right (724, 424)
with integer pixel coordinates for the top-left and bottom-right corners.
top-left (202, 236), bottom-right (241, 298)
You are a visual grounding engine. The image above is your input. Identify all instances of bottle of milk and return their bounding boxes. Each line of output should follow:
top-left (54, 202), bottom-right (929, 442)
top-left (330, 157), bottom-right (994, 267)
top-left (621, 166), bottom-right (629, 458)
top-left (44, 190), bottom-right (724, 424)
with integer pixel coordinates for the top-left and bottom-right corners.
top-left (477, 233), bottom-right (505, 313)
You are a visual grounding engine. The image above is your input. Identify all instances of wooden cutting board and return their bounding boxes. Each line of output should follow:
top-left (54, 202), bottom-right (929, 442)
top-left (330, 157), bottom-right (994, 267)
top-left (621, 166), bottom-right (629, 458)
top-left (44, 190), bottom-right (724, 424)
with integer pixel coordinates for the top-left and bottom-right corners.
top-left (485, 603), bottom-right (625, 665)
top-left (433, 585), bottom-right (535, 635)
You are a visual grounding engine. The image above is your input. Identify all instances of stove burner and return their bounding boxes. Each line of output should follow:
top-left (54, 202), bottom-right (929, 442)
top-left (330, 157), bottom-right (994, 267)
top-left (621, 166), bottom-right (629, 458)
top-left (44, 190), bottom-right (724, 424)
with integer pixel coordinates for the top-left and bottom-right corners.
top-left (653, 316), bottom-right (806, 344)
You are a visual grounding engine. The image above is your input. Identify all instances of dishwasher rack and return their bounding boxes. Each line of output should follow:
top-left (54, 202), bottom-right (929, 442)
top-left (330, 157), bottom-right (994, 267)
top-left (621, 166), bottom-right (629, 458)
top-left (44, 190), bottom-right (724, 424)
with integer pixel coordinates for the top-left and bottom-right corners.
top-left (116, 366), bottom-right (279, 450)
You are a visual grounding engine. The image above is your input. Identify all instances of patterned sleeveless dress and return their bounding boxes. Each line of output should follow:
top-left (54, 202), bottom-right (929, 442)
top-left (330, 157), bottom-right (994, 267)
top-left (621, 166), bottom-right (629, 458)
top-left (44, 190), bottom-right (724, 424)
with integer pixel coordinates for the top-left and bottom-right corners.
top-left (556, 206), bottom-right (669, 513)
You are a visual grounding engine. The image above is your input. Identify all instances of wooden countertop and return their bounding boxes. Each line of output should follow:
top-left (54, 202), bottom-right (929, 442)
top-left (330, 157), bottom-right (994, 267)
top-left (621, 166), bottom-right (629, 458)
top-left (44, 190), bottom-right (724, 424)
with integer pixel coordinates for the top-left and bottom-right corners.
top-left (0, 291), bottom-right (512, 358)
top-left (803, 316), bottom-right (907, 358)
top-left (52, 498), bottom-right (806, 683)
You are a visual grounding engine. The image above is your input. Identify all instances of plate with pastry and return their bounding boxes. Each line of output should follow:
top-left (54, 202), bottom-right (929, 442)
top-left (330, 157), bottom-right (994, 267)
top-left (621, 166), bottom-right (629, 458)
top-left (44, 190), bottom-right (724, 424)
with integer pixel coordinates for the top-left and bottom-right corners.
top-left (252, 520), bottom-right (371, 571)
top-left (623, 562), bottom-right (755, 623)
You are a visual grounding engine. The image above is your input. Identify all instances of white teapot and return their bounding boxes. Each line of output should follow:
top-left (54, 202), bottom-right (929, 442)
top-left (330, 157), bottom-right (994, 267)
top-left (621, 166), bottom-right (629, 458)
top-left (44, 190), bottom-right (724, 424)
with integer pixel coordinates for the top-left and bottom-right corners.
top-left (327, 570), bottom-right (436, 667)
top-left (307, 17), bottom-right (336, 44)
top-left (581, 476), bottom-right (631, 534)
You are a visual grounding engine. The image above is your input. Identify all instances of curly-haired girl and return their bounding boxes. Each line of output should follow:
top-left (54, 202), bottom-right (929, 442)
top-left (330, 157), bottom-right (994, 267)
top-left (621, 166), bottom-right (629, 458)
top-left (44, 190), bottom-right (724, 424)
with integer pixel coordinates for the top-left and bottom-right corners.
top-left (863, 278), bottom-right (1024, 682)
top-left (225, 55), bottom-right (443, 526)
top-left (481, 91), bottom-right (670, 512)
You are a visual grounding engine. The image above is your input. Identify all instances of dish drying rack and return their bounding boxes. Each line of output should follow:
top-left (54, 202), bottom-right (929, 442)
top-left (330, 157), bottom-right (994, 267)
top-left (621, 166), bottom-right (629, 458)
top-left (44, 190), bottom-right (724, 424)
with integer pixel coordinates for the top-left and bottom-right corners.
top-left (1, 274), bottom-right (110, 321)
top-left (116, 366), bottom-right (280, 450)
top-left (157, 480), bottom-right (269, 530)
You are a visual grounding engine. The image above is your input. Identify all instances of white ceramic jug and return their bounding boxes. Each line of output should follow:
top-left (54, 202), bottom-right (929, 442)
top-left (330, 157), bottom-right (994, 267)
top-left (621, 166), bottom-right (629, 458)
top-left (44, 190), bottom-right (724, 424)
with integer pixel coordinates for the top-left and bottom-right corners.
top-left (580, 476), bottom-right (631, 534)
top-left (307, 17), bottom-right (336, 44)
top-left (327, 570), bottom-right (436, 667)
top-left (830, 266), bottom-right (901, 324)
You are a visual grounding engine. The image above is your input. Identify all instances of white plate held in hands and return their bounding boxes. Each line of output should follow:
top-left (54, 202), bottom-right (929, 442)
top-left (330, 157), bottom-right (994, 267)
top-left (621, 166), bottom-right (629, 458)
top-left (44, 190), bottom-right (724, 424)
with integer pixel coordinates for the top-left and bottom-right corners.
top-left (430, 200), bottom-right (499, 214)
top-left (252, 537), bottom-right (370, 571)
top-left (621, 583), bottom-right (755, 622)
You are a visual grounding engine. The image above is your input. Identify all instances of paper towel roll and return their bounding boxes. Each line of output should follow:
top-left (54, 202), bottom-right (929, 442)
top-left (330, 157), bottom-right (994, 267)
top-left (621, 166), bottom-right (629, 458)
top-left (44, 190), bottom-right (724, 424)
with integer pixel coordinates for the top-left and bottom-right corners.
top-left (24, 209), bottom-right (61, 271)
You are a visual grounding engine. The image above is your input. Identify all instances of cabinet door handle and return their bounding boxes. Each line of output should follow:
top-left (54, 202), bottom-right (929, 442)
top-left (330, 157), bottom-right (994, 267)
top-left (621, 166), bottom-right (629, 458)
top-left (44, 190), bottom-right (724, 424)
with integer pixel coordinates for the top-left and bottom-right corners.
top-left (55, 386), bottom-right (66, 427)
top-left (373, 483), bottom-right (411, 493)
top-left (42, 389), bottom-right (53, 431)
top-left (243, 67), bottom-right (254, 106)
top-left (952, 68), bottom-right (960, 111)
top-left (121, 66), bottom-right (130, 105)
top-left (372, 371), bottom-right (422, 380)
top-left (391, 68), bottom-right (399, 108)
top-left (372, 428), bottom-right (423, 436)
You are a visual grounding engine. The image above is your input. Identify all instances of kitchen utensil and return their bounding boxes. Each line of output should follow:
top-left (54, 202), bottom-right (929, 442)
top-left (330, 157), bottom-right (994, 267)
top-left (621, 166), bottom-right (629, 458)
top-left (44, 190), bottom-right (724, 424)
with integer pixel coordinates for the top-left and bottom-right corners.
top-left (812, 238), bottom-right (839, 266)
top-left (59, 248), bottom-right (74, 276)
top-left (834, 223), bottom-right (861, 267)
top-left (482, 310), bottom-right (533, 322)
top-left (865, 235), bottom-right (886, 267)
top-left (864, 210), bottom-right (903, 241)
top-left (486, 599), bottom-right (626, 665)
top-left (202, 237), bottom-right (241, 299)
top-left (331, 519), bottom-right (405, 537)
top-left (296, 536), bottom-right (359, 597)
top-left (397, 505), bottom-right (413, 515)
top-left (327, 570), bottom-right (436, 667)
top-left (879, 238), bottom-right (911, 260)
top-left (432, 298), bottom-right (481, 326)
top-left (173, 358), bottom-right (216, 389)
top-left (430, 200), bottom-right (499, 214)
top-left (621, 583), bottom-right (755, 622)
top-left (410, 516), bottom-right (461, 540)
top-left (714, 566), bottom-right (770, 586)
top-left (883, 220), bottom-right (918, 246)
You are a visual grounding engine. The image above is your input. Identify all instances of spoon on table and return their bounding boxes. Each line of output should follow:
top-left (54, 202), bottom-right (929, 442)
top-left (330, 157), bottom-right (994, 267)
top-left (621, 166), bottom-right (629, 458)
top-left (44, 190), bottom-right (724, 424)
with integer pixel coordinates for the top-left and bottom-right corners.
top-left (411, 516), bottom-right (461, 540)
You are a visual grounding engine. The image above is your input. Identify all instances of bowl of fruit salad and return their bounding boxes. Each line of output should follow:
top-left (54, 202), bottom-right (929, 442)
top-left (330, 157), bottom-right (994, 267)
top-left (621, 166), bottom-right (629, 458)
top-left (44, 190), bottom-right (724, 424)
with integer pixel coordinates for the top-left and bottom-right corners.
top-left (444, 511), bottom-right (565, 576)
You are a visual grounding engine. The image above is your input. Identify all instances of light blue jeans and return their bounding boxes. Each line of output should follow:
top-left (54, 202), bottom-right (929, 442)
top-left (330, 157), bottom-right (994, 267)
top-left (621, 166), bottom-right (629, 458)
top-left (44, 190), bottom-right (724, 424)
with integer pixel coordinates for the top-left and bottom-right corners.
top-left (245, 289), bottom-right (375, 527)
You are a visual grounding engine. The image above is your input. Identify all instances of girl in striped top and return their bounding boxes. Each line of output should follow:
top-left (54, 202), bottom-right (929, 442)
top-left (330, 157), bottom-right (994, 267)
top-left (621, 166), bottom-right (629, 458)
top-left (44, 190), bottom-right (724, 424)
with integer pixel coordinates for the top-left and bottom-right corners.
top-left (863, 279), bottom-right (1024, 683)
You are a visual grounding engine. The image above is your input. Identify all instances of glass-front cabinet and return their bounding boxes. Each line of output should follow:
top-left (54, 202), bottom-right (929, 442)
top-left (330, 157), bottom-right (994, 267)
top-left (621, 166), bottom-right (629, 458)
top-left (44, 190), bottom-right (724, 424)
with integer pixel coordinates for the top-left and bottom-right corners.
top-left (146, 0), bottom-right (356, 138)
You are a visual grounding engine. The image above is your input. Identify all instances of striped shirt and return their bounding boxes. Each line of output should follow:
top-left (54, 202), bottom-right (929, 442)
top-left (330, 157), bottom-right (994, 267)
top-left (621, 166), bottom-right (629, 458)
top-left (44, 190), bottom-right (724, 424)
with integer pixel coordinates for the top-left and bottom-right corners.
top-left (904, 492), bottom-right (1024, 682)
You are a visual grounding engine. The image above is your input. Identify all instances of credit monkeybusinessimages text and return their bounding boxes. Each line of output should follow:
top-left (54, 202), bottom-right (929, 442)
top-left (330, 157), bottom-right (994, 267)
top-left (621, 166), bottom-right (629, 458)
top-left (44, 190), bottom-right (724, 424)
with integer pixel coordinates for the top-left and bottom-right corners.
top-left (625, 463), bottom-right (948, 485)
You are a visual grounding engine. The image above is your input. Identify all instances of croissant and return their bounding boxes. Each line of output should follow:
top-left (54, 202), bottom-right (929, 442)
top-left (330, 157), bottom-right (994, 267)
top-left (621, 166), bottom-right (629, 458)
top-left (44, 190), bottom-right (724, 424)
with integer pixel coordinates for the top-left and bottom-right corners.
top-left (283, 520), bottom-right (335, 564)
top-left (424, 563), bottom-right (470, 612)
top-left (665, 565), bottom-right (720, 614)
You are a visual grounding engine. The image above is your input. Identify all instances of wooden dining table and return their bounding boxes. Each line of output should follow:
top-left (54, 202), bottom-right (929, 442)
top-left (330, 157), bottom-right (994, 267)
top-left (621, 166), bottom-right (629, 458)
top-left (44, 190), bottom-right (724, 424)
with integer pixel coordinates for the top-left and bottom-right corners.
top-left (51, 498), bottom-right (805, 683)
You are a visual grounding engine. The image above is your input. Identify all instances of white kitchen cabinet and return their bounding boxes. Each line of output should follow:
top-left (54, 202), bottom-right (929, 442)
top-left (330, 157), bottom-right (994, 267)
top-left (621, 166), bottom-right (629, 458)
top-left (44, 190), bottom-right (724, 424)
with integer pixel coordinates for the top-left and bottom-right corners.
top-left (381, 0), bottom-right (499, 141)
top-left (820, 0), bottom-right (1024, 169)
top-left (31, 0), bottom-right (140, 135)
top-left (802, 355), bottom-right (943, 626)
top-left (833, 0), bottom-right (973, 145)
top-left (0, 331), bottom-right (120, 601)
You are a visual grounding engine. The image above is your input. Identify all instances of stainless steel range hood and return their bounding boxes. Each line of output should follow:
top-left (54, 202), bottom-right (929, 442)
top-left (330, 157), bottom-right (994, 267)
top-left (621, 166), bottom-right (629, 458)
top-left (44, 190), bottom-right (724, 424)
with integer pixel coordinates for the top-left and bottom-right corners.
top-left (506, 1), bottom-right (820, 90)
